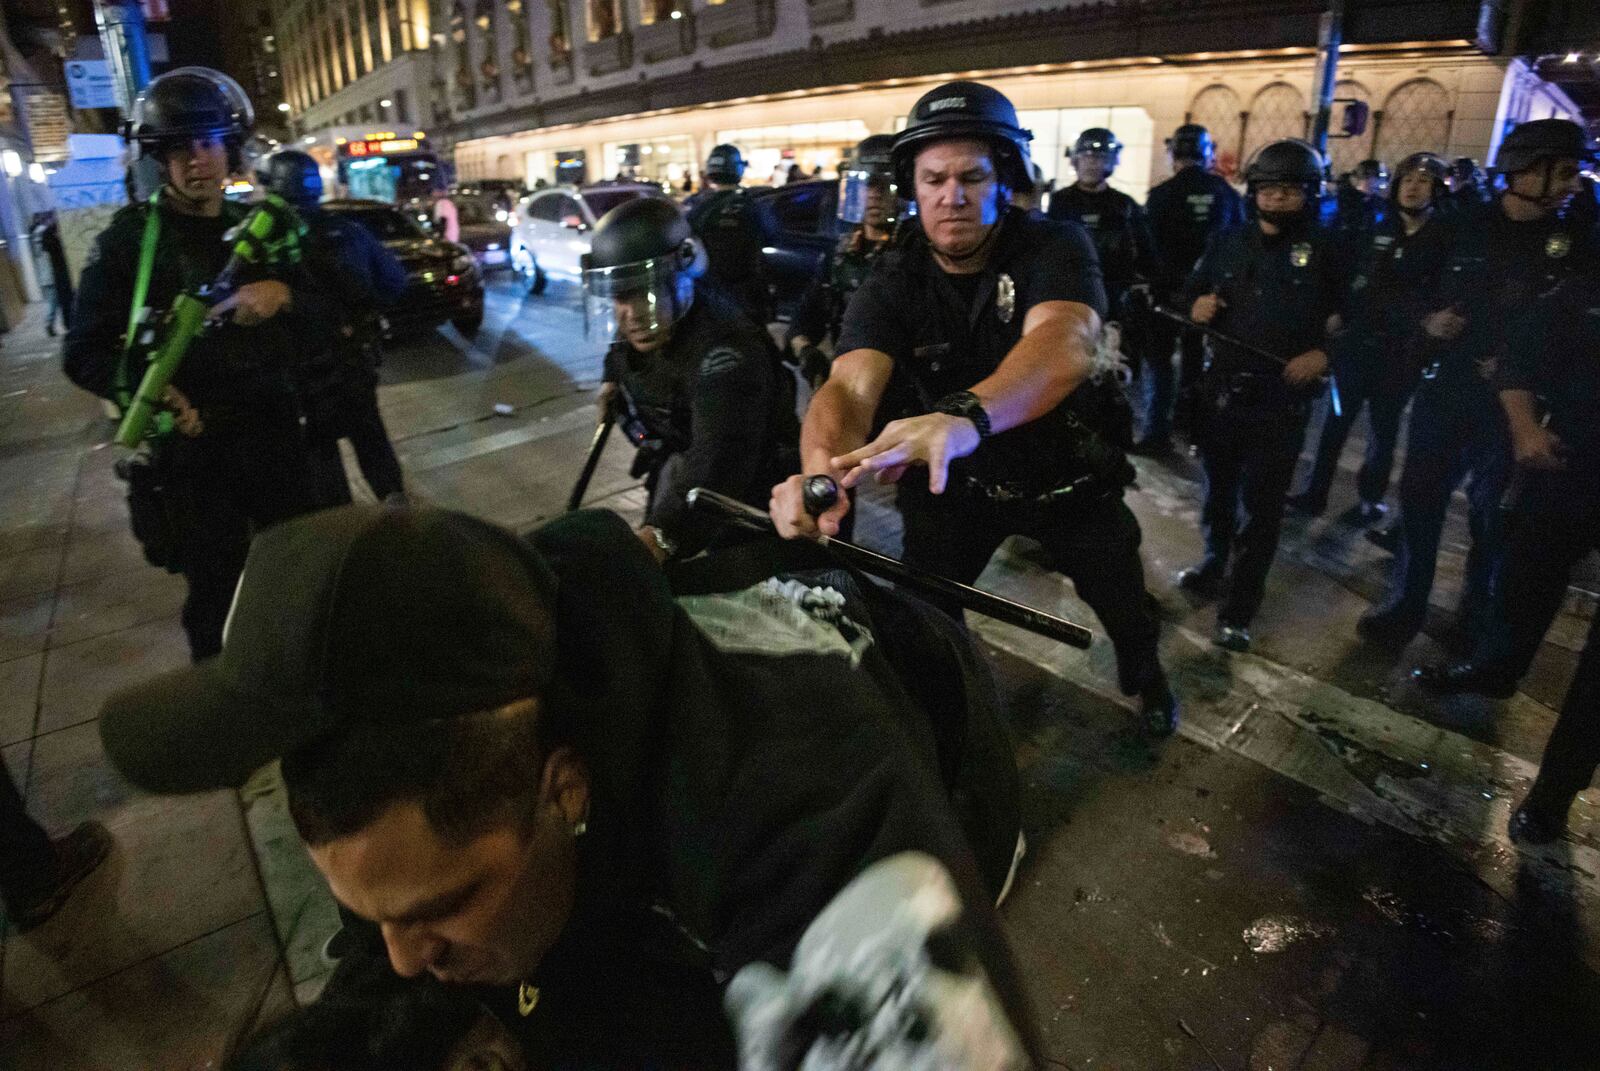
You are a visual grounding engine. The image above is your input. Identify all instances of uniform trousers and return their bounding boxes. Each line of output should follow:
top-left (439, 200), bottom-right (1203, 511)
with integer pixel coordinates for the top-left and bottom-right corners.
top-left (307, 385), bottom-right (405, 506)
top-left (1297, 339), bottom-right (1418, 509)
top-left (898, 487), bottom-right (1164, 697)
top-left (0, 763), bottom-right (53, 910)
top-left (1142, 315), bottom-right (1207, 441)
top-left (1196, 397), bottom-right (1311, 629)
top-left (1376, 379), bottom-right (1510, 635)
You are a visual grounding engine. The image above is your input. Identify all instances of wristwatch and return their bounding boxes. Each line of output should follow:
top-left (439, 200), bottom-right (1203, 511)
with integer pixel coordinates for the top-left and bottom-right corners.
top-left (933, 390), bottom-right (993, 440)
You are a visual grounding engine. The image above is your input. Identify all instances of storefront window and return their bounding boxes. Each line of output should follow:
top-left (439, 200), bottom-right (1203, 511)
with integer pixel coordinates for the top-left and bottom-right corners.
top-left (1018, 106), bottom-right (1155, 202)
top-left (716, 120), bottom-right (871, 186)
top-left (604, 136), bottom-right (694, 187)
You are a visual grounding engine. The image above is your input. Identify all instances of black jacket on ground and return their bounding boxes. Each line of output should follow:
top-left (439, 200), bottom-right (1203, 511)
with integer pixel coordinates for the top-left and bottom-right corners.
top-left (602, 287), bottom-right (797, 556)
top-left (316, 510), bottom-right (1033, 1069)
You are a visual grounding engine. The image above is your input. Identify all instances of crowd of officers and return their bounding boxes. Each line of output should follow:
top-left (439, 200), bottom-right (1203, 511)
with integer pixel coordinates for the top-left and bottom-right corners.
top-left (6, 59), bottom-right (1597, 986)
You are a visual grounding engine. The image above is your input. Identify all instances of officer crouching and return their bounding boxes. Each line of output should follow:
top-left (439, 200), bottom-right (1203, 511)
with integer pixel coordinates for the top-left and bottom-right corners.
top-left (257, 150), bottom-right (410, 506)
top-left (1178, 139), bottom-right (1349, 652)
top-left (585, 198), bottom-right (798, 563)
top-left (770, 79), bottom-right (1180, 737)
top-left (62, 68), bottom-right (330, 660)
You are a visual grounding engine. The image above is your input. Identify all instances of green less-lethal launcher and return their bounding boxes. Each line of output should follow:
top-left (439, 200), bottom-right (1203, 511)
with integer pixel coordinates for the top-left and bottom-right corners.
top-left (113, 195), bottom-right (307, 449)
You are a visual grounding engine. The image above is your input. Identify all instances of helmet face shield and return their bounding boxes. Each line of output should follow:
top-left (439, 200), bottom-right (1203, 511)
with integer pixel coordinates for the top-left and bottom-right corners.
top-left (838, 168), bottom-right (896, 226)
top-left (583, 256), bottom-right (693, 349)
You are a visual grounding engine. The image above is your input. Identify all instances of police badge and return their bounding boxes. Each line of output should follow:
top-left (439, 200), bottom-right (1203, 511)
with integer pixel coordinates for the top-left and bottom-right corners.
top-left (1545, 232), bottom-right (1572, 259)
top-left (996, 273), bottom-right (1016, 323)
top-left (1290, 242), bottom-right (1313, 268)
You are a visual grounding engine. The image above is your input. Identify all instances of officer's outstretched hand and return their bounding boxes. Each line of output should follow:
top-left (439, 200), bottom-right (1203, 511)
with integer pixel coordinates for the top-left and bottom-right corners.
top-left (1423, 307), bottom-right (1466, 341)
top-left (770, 473), bottom-right (851, 540)
top-left (833, 413), bottom-right (981, 496)
top-left (1281, 349), bottom-right (1328, 388)
top-left (1191, 293), bottom-right (1225, 325)
top-left (1512, 424), bottom-right (1567, 471)
top-left (208, 281), bottom-right (293, 327)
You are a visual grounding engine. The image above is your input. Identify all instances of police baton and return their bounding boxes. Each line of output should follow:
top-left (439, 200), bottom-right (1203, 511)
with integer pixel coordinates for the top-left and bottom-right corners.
top-left (1150, 304), bottom-right (1343, 419)
top-left (567, 416), bottom-right (615, 512)
top-left (685, 478), bottom-right (1095, 649)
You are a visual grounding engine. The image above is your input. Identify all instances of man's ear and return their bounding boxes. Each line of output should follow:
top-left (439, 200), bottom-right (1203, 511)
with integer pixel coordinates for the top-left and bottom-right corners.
top-left (539, 746), bottom-right (590, 828)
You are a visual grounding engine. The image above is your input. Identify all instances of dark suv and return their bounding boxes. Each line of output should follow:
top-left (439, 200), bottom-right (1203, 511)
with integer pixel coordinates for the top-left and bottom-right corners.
top-left (322, 199), bottom-right (486, 338)
top-left (748, 180), bottom-right (845, 317)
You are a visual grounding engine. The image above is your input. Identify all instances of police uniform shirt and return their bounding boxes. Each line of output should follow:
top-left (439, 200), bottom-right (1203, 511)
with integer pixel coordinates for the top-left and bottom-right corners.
top-left (1145, 167), bottom-right (1246, 294)
top-left (1182, 220), bottom-right (1348, 392)
top-left (835, 206), bottom-right (1107, 497)
top-left (1343, 210), bottom-right (1458, 342)
top-left (1500, 264), bottom-right (1600, 477)
top-left (1045, 185), bottom-right (1158, 297)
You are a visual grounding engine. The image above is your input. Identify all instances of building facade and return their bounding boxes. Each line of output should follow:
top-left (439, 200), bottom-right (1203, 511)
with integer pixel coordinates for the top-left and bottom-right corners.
top-left (276, 0), bottom-right (435, 135)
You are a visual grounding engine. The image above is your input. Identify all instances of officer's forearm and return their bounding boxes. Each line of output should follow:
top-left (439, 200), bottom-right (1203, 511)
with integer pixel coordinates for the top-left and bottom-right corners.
top-left (801, 375), bottom-right (874, 474)
top-left (969, 303), bottom-right (1097, 435)
top-left (1499, 389), bottom-right (1542, 439)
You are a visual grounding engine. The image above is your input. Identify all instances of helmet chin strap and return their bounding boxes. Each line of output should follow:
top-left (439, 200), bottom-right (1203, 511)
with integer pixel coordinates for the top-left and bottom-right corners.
top-left (1502, 159), bottom-right (1558, 207)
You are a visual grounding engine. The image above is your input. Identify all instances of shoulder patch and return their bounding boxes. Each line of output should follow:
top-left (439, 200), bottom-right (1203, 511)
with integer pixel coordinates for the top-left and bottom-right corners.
top-left (700, 346), bottom-right (745, 378)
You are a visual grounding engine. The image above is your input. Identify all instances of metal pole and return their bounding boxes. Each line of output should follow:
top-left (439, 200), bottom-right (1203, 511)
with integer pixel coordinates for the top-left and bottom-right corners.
top-left (92, 0), bottom-right (152, 118)
top-left (1308, 0), bottom-right (1344, 158)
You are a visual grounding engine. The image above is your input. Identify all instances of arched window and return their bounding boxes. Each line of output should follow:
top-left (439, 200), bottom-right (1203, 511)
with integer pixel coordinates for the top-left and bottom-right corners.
top-left (1187, 84), bottom-right (1244, 179)
top-left (1241, 82), bottom-right (1308, 165)
top-left (1326, 79), bottom-right (1375, 177)
top-left (1375, 78), bottom-right (1452, 164)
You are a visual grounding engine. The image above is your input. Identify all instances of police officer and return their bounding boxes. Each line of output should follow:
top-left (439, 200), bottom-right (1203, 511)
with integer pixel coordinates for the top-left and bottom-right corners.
top-left (770, 80), bottom-right (1179, 737)
top-left (1177, 139), bottom-right (1348, 652)
top-left (1141, 123), bottom-right (1247, 454)
top-left (1447, 156), bottom-right (1490, 211)
top-left (1047, 127), bottom-right (1160, 381)
top-left (684, 143), bottom-right (775, 326)
top-left (63, 67), bottom-right (331, 660)
top-left (1409, 255), bottom-right (1600, 844)
top-left (786, 133), bottom-right (899, 387)
top-left (1289, 152), bottom-right (1455, 520)
top-left (1358, 119), bottom-right (1597, 651)
top-left (1333, 158), bottom-right (1389, 233)
top-left (258, 150), bottom-right (410, 506)
top-left (587, 197), bottom-right (797, 563)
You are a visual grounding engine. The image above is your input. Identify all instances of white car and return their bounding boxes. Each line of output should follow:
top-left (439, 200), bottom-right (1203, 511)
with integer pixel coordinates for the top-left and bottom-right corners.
top-left (511, 182), bottom-right (668, 294)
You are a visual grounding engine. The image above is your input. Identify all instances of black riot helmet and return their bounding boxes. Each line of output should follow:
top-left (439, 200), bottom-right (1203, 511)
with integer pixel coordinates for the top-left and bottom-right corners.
top-left (1493, 118), bottom-right (1596, 175)
top-left (1245, 138), bottom-right (1325, 194)
top-left (1389, 152), bottom-right (1448, 208)
top-left (838, 133), bottom-right (900, 226)
top-left (891, 80), bottom-right (1035, 196)
top-left (580, 197), bottom-right (707, 343)
top-left (126, 66), bottom-right (254, 167)
top-left (257, 150), bottom-right (323, 208)
top-left (704, 143), bottom-right (747, 185)
top-left (1348, 158), bottom-right (1390, 194)
top-left (1073, 127), bottom-right (1123, 161)
top-left (1168, 123), bottom-right (1215, 166)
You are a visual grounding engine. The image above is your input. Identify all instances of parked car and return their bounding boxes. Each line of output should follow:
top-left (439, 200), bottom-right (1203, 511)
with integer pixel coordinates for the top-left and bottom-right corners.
top-left (748, 179), bottom-right (846, 318)
top-left (511, 181), bottom-right (667, 294)
top-left (321, 198), bottom-right (486, 338)
top-left (450, 187), bottom-right (516, 274)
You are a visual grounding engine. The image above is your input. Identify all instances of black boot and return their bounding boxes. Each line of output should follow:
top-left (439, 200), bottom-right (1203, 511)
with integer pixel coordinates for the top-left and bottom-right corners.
top-left (1509, 791), bottom-right (1574, 845)
top-left (1176, 559), bottom-right (1226, 598)
top-left (1140, 677), bottom-right (1180, 738)
top-left (1410, 661), bottom-right (1517, 699)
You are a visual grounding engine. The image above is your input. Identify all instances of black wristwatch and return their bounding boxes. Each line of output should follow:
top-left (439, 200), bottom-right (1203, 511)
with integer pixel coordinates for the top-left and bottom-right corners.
top-left (934, 390), bottom-right (993, 440)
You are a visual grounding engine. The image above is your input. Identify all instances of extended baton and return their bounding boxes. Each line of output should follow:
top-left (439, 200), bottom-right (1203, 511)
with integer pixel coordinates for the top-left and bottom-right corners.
top-left (567, 416), bottom-right (615, 512)
top-left (1149, 304), bottom-right (1342, 419)
top-left (685, 482), bottom-right (1094, 649)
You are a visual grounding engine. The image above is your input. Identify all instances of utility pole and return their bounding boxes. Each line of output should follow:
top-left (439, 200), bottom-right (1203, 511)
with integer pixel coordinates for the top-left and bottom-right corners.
top-left (93, 0), bottom-right (159, 198)
top-left (1308, 0), bottom-right (1344, 159)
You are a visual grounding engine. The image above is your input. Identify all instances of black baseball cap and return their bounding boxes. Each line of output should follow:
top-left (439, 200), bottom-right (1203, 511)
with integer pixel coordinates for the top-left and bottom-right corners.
top-left (100, 505), bottom-right (559, 795)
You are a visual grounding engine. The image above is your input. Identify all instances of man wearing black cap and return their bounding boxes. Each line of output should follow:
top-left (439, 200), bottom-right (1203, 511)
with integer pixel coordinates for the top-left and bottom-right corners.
top-left (1140, 123), bottom-right (1246, 453)
top-left (1360, 118), bottom-right (1598, 653)
top-left (685, 142), bottom-right (775, 326)
top-left (769, 79), bottom-right (1180, 738)
top-left (258, 149), bottom-right (409, 505)
top-left (584, 197), bottom-right (796, 562)
top-left (100, 504), bottom-right (1038, 1067)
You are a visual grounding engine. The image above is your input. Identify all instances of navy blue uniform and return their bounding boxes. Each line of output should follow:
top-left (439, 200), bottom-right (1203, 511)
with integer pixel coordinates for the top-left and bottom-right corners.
top-left (838, 208), bottom-right (1170, 703)
top-left (1143, 166), bottom-right (1246, 441)
top-left (1296, 209), bottom-right (1457, 512)
top-left (1369, 201), bottom-right (1598, 641)
top-left (685, 188), bottom-right (775, 326)
top-left (1046, 185), bottom-right (1159, 313)
top-left (1183, 219), bottom-right (1349, 631)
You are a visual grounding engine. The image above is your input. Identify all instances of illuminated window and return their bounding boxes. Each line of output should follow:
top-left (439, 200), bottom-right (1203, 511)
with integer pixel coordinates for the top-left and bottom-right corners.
top-left (588, 0), bottom-right (620, 41)
top-left (639, 0), bottom-right (681, 25)
top-left (547, 0), bottom-right (571, 57)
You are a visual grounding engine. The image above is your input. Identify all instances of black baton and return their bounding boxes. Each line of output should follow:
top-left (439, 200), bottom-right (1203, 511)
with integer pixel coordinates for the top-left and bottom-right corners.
top-left (686, 482), bottom-right (1094, 649)
top-left (1150, 304), bottom-right (1343, 419)
top-left (567, 417), bottom-right (615, 512)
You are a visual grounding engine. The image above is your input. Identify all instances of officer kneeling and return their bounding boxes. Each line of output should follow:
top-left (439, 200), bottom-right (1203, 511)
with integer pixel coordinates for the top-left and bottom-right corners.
top-left (586, 197), bottom-right (797, 563)
top-left (100, 504), bottom-right (1039, 1067)
top-left (771, 80), bottom-right (1180, 736)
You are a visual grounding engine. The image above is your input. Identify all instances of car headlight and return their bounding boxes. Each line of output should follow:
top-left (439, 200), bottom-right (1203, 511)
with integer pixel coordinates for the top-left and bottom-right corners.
top-left (451, 254), bottom-right (473, 273)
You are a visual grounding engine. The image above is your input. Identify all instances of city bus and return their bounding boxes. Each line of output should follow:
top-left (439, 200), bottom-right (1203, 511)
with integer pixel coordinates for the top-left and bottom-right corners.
top-left (298, 126), bottom-right (450, 204)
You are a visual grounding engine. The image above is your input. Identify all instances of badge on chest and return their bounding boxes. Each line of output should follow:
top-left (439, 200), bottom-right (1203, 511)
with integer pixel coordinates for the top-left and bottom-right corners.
top-left (1290, 242), bottom-right (1313, 269)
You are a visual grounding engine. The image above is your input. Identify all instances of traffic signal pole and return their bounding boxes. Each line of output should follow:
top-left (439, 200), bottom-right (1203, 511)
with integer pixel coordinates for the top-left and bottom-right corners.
top-left (1308, 0), bottom-right (1344, 159)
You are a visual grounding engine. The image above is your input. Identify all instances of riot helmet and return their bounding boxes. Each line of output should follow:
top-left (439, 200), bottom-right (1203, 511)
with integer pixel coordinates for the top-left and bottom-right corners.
top-left (1390, 152), bottom-right (1448, 214)
top-left (1071, 127), bottom-right (1121, 187)
top-left (1493, 118), bottom-right (1596, 175)
top-left (838, 133), bottom-right (899, 228)
top-left (126, 67), bottom-right (253, 168)
top-left (1346, 158), bottom-right (1389, 195)
top-left (704, 144), bottom-right (747, 185)
top-left (890, 80), bottom-right (1035, 196)
top-left (1168, 124), bottom-right (1215, 166)
top-left (1245, 139), bottom-right (1325, 225)
top-left (1073, 128), bottom-right (1123, 161)
top-left (1450, 156), bottom-right (1486, 192)
top-left (581, 197), bottom-right (707, 349)
top-left (257, 150), bottom-right (323, 208)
